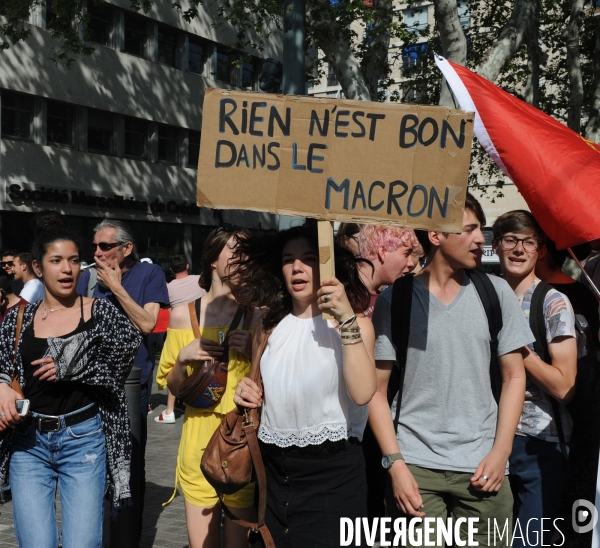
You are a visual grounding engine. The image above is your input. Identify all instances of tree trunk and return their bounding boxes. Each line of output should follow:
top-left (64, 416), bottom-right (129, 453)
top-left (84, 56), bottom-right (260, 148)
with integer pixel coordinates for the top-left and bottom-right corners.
top-left (585, 13), bottom-right (600, 143)
top-left (433, 0), bottom-right (467, 107)
top-left (360, 0), bottom-right (393, 101)
top-left (523, 0), bottom-right (540, 107)
top-left (477, 0), bottom-right (538, 82)
top-left (307, 0), bottom-right (371, 101)
top-left (565, 0), bottom-right (585, 132)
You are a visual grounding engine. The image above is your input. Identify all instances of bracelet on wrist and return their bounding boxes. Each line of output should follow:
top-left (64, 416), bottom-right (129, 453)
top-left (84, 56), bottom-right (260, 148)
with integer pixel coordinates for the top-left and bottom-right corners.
top-left (339, 315), bottom-right (357, 330)
top-left (341, 338), bottom-right (363, 346)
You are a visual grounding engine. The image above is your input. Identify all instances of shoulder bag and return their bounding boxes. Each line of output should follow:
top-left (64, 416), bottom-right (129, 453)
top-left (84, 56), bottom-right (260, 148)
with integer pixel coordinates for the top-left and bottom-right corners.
top-left (200, 327), bottom-right (275, 547)
top-left (177, 298), bottom-right (252, 408)
top-left (0, 305), bottom-right (26, 433)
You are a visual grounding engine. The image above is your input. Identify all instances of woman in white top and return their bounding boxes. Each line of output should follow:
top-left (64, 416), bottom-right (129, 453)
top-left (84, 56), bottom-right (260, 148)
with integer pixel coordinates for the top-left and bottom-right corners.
top-left (233, 225), bottom-right (376, 547)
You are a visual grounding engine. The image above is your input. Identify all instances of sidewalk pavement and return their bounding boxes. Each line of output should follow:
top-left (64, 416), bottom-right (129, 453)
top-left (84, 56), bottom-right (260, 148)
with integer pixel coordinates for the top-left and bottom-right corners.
top-left (0, 382), bottom-right (189, 548)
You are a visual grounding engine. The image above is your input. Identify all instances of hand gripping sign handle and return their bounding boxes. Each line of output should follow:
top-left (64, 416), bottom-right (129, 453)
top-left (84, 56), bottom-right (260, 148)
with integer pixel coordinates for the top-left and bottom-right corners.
top-left (318, 221), bottom-right (335, 321)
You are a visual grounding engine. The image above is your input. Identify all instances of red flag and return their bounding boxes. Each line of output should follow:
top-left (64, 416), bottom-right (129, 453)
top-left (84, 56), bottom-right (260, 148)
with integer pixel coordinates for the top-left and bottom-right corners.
top-left (435, 55), bottom-right (600, 249)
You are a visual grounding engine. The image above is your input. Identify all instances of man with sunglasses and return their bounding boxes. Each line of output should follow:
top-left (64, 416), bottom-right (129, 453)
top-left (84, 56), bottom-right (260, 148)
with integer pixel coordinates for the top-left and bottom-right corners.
top-left (76, 219), bottom-right (168, 533)
top-left (492, 210), bottom-right (577, 548)
top-left (1, 250), bottom-right (24, 296)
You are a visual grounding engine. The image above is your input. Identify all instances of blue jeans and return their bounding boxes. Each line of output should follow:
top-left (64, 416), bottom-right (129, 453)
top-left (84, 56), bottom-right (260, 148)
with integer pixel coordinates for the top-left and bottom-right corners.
top-left (509, 434), bottom-right (569, 548)
top-left (9, 407), bottom-right (107, 548)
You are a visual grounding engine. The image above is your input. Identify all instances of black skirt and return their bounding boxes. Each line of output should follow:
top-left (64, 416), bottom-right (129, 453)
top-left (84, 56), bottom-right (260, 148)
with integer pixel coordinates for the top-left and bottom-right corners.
top-left (250, 438), bottom-right (367, 548)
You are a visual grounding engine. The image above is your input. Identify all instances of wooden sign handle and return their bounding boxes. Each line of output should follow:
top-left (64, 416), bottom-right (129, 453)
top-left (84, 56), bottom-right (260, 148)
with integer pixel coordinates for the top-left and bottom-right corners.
top-left (318, 221), bottom-right (335, 321)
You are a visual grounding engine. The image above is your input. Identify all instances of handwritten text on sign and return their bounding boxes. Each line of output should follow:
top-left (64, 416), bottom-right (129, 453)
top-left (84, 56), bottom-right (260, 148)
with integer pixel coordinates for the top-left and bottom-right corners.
top-left (197, 89), bottom-right (474, 231)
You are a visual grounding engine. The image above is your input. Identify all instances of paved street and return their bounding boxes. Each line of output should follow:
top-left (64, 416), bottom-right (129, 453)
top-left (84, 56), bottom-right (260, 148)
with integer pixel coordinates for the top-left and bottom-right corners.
top-left (0, 382), bottom-right (189, 548)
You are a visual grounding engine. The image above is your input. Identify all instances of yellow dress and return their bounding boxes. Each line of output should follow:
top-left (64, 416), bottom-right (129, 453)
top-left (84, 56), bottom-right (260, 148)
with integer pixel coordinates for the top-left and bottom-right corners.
top-left (156, 326), bottom-right (255, 508)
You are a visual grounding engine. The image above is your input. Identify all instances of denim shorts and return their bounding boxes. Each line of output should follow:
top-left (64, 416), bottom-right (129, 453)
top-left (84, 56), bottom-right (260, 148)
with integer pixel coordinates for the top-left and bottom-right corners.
top-left (9, 405), bottom-right (106, 548)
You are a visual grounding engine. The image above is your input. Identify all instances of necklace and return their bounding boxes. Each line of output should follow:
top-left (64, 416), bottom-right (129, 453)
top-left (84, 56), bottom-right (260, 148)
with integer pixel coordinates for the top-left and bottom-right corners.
top-left (40, 301), bottom-right (71, 320)
top-left (207, 297), bottom-right (236, 345)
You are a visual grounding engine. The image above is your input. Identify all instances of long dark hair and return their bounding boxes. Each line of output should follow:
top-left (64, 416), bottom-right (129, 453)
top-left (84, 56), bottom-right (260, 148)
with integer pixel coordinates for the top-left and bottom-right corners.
top-left (229, 226), bottom-right (371, 330)
top-left (199, 226), bottom-right (250, 291)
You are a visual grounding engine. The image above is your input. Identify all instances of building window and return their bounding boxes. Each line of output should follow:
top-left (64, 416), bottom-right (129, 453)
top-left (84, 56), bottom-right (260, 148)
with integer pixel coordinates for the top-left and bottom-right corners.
top-left (86, 4), bottom-right (112, 46)
top-left (188, 130), bottom-right (200, 168)
top-left (327, 64), bottom-right (339, 87)
top-left (47, 100), bottom-right (75, 147)
top-left (1, 92), bottom-right (33, 140)
top-left (457, 1), bottom-right (470, 28)
top-left (216, 47), bottom-right (234, 83)
top-left (124, 15), bottom-right (146, 57)
top-left (158, 28), bottom-right (177, 68)
top-left (241, 60), bottom-right (256, 90)
top-left (46, 8), bottom-right (70, 33)
top-left (188, 39), bottom-right (205, 74)
top-left (158, 125), bottom-right (179, 164)
top-left (402, 44), bottom-right (428, 73)
top-left (124, 117), bottom-right (147, 159)
top-left (88, 109), bottom-right (114, 154)
top-left (404, 7), bottom-right (428, 34)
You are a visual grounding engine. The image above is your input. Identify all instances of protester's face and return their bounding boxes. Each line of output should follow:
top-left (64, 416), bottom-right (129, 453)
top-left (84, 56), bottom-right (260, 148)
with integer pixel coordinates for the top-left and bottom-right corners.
top-left (437, 209), bottom-right (485, 269)
top-left (12, 257), bottom-right (25, 281)
top-left (282, 238), bottom-right (320, 303)
top-left (93, 227), bottom-right (131, 268)
top-left (1, 255), bottom-right (15, 276)
top-left (35, 240), bottom-right (80, 298)
top-left (212, 236), bottom-right (238, 284)
top-left (493, 230), bottom-right (539, 279)
top-left (377, 243), bottom-right (415, 285)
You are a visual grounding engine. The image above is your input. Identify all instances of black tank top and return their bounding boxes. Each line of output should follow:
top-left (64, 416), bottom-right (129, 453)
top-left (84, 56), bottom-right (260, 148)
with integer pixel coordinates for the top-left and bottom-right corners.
top-left (22, 296), bottom-right (96, 415)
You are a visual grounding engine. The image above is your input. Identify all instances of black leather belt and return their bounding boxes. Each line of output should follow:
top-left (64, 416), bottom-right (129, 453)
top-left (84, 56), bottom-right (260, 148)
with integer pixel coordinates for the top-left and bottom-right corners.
top-left (22, 404), bottom-right (99, 433)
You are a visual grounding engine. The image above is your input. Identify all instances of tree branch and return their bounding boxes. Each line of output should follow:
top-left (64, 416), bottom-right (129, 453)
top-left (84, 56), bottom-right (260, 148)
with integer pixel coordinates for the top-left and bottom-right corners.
top-left (584, 12), bottom-right (600, 142)
top-left (307, 0), bottom-right (371, 101)
top-left (433, 0), bottom-right (467, 106)
top-left (360, 0), bottom-right (393, 101)
top-left (523, 0), bottom-right (540, 107)
top-left (476, 0), bottom-right (538, 82)
top-left (564, 0), bottom-right (584, 132)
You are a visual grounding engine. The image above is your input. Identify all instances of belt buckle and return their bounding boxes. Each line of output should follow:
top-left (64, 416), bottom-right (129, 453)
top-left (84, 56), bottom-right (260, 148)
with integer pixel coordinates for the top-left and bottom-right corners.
top-left (37, 416), bottom-right (61, 432)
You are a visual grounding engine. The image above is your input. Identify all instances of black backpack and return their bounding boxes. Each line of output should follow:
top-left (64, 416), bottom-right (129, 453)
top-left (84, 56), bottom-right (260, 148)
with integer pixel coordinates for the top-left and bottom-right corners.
top-left (387, 269), bottom-right (503, 431)
top-left (529, 281), bottom-right (599, 460)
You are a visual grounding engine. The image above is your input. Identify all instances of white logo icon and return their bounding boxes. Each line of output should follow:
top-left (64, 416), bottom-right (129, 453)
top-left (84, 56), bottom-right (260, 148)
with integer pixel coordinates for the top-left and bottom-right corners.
top-left (572, 500), bottom-right (598, 534)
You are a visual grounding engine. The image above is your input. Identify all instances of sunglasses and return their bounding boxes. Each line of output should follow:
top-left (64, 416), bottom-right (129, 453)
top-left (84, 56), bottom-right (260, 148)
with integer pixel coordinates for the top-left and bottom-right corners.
top-left (0, 261), bottom-right (13, 268)
top-left (90, 242), bottom-right (122, 252)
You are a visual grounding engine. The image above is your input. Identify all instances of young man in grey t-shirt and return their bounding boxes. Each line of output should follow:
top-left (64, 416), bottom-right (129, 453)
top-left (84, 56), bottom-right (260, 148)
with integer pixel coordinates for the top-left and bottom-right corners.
top-left (370, 193), bottom-right (534, 546)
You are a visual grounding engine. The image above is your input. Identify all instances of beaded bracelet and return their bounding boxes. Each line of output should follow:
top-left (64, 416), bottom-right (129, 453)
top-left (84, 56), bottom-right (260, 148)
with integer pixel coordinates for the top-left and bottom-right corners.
top-left (341, 333), bottom-right (362, 340)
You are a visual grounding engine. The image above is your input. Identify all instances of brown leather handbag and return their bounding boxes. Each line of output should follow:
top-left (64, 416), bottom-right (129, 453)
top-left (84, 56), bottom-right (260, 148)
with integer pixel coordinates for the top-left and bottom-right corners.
top-left (177, 298), bottom-right (251, 408)
top-left (0, 305), bottom-right (26, 433)
top-left (200, 328), bottom-right (275, 548)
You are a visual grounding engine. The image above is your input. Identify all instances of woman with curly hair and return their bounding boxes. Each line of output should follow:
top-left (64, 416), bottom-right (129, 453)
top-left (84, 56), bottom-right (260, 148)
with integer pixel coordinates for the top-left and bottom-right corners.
top-left (232, 225), bottom-right (376, 547)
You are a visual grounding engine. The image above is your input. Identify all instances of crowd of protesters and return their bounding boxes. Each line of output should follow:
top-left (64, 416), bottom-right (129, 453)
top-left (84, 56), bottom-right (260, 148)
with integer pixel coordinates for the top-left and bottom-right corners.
top-left (0, 196), bottom-right (598, 548)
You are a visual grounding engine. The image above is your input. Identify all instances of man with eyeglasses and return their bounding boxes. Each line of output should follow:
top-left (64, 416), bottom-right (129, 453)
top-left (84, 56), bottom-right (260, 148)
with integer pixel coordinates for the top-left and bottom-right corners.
top-left (492, 210), bottom-right (577, 548)
top-left (76, 219), bottom-right (168, 534)
top-left (1, 250), bottom-right (24, 296)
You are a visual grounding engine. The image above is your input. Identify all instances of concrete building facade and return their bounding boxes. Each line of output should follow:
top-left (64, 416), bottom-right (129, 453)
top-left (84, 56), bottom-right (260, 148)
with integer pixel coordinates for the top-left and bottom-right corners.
top-left (0, 0), bottom-right (281, 272)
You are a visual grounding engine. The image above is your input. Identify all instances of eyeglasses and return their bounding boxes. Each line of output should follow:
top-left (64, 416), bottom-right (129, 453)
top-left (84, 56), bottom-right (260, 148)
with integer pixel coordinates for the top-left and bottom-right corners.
top-left (0, 261), bottom-right (14, 268)
top-left (498, 236), bottom-right (541, 253)
top-left (90, 242), bottom-right (122, 252)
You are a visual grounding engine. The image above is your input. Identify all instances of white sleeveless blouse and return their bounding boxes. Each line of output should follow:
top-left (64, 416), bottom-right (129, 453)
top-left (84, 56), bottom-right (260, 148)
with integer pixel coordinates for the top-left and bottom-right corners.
top-left (258, 313), bottom-right (369, 447)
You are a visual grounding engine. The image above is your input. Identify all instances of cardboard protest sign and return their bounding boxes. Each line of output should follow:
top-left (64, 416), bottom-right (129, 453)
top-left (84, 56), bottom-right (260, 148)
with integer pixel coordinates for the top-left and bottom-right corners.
top-left (197, 88), bottom-right (474, 232)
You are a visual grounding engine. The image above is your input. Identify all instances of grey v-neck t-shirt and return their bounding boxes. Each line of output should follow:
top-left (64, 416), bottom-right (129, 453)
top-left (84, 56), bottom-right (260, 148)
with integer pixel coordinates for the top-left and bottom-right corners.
top-left (372, 273), bottom-right (534, 473)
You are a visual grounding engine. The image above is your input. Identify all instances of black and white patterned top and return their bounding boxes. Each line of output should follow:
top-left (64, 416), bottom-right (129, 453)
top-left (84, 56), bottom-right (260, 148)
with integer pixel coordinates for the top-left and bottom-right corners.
top-left (0, 299), bottom-right (142, 512)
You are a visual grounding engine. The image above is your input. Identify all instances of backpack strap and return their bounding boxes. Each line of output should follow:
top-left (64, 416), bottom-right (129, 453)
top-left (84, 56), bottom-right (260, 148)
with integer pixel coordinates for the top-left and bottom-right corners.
top-left (389, 274), bottom-right (414, 432)
top-left (530, 281), bottom-right (569, 460)
top-left (465, 269), bottom-right (503, 404)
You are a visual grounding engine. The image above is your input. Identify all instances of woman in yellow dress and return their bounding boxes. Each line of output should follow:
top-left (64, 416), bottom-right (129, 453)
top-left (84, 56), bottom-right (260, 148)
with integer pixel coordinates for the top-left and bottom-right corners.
top-left (156, 226), bottom-right (258, 548)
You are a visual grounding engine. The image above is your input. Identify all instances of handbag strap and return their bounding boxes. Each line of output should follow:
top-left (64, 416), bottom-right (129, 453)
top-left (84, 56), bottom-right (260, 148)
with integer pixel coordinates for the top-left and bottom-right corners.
top-left (188, 298), bottom-right (202, 340)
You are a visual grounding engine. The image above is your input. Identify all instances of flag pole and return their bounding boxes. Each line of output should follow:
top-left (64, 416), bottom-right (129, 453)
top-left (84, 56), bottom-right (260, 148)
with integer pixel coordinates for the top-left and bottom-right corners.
top-left (567, 248), bottom-right (600, 300)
